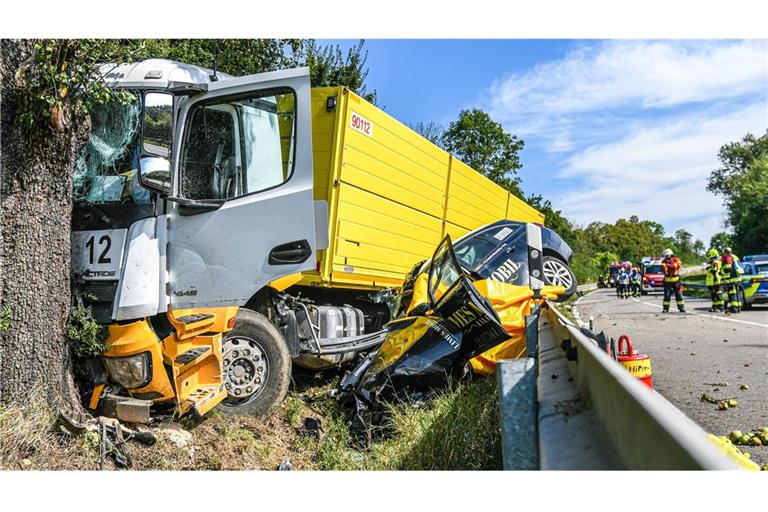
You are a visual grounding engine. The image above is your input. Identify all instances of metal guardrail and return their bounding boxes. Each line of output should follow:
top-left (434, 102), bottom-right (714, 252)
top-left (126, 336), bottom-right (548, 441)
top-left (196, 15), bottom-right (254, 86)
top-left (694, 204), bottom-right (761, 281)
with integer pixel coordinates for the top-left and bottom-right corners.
top-left (542, 303), bottom-right (741, 469)
top-left (576, 282), bottom-right (597, 293)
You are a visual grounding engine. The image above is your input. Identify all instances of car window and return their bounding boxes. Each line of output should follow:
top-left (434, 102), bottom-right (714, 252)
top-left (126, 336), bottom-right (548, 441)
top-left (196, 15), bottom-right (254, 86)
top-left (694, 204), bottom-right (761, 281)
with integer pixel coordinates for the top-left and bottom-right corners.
top-left (428, 238), bottom-right (462, 306)
top-left (755, 263), bottom-right (768, 274)
top-left (453, 236), bottom-right (500, 271)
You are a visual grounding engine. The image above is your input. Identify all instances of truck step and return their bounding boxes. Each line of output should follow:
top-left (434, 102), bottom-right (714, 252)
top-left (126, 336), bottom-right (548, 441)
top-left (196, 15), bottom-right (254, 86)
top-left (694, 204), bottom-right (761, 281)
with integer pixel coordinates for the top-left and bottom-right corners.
top-left (174, 346), bottom-right (210, 365)
top-left (180, 383), bottom-right (227, 417)
top-left (176, 313), bottom-right (215, 325)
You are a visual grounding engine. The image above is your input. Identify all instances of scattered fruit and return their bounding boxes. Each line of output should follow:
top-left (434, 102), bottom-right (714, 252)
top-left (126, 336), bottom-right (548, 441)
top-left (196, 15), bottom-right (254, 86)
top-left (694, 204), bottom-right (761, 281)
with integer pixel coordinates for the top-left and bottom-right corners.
top-left (728, 399), bottom-right (738, 408)
top-left (750, 437), bottom-right (763, 446)
top-left (739, 384), bottom-right (749, 390)
top-left (718, 401), bottom-right (729, 410)
top-left (739, 434), bottom-right (751, 445)
top-left (729, 430), bottom-right (743, 443)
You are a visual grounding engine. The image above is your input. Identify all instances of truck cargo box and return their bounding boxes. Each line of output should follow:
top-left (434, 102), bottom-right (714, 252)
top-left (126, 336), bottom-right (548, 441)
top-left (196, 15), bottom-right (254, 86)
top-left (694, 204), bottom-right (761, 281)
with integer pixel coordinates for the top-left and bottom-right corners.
top-left (300, 87), bottom-right (544, 290)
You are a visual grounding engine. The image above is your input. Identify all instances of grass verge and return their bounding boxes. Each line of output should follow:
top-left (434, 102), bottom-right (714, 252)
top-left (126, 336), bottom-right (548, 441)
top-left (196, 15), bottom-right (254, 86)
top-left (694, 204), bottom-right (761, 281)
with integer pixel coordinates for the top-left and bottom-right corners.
top-left (1, 371), bottom-right (501, 471)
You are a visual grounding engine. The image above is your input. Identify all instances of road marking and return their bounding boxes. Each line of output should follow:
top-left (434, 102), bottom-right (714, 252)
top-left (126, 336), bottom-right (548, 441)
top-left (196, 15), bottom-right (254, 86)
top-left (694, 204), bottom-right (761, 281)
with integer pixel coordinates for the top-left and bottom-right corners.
top-left (629, 297), bottom-right (768, 328)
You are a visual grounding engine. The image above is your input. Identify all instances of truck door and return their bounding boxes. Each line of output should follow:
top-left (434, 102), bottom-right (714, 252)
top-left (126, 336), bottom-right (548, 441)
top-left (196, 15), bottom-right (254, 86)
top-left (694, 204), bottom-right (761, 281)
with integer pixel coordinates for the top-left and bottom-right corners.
top-left (167, 68), bottom-right (317, 309)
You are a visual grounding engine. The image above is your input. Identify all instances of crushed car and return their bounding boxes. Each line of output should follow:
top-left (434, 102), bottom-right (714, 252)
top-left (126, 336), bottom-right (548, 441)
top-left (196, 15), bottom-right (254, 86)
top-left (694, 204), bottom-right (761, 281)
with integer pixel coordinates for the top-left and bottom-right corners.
top-left (336, 222), bottom-right (570, 440)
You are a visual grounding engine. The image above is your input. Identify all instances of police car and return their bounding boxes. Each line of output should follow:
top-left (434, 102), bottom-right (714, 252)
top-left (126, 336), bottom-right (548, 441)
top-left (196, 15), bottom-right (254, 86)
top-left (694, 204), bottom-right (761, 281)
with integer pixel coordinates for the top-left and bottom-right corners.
top-left (741, 255), bottom-right (768, 309)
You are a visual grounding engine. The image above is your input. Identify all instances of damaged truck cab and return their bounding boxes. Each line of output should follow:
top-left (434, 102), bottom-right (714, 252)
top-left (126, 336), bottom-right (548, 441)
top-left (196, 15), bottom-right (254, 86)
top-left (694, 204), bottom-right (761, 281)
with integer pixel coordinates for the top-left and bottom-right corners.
top-left (73, 60), bottom-right (323, 418)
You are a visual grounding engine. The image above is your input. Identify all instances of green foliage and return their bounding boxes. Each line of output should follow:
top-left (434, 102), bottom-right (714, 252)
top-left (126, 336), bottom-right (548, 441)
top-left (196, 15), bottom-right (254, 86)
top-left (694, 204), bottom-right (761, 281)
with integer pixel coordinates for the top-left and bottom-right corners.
top-left (710, 231), bottom-right (733, 252)
top-left (299, 40), bottom-right (376, 103)
top-left (441, 109), bottom-right (525, 198)
top-left (707, 131), bottom-right (768, 255)
top-left (0, 305), bottom-right (11, 331)
top-left (526, 194), bottom-right (576, 246)
top-left (409, 121), bottom-right (446, 146)
top-left (66, 301), bottom-right (109, 359)
top-left (564, 215), bottom-right (707, 282)
top-left (13, 39), bottom-right (141, 132)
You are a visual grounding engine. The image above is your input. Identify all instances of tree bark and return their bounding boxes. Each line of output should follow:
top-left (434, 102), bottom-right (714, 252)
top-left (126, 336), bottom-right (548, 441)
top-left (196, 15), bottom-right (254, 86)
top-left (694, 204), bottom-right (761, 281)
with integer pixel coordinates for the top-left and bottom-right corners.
top-left (0, 40), bottom-right (88, 411)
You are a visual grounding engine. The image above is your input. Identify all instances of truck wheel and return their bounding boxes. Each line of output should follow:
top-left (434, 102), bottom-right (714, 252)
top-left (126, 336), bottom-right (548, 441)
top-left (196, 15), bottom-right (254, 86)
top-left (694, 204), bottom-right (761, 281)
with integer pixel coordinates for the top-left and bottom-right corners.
top-left (542, 256), bottom-right (577, 301)
top-left (216, 309), bottom-right (291, 418)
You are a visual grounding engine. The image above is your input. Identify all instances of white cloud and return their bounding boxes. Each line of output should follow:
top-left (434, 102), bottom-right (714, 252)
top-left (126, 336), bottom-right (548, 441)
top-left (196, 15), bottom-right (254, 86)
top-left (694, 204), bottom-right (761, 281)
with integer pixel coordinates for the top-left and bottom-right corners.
top-left (484, 40), bottom-right (768, 243)
top-left (490, 40), bottom-right (768, 117)
top-left (552, 101), bottom-right (768, 240)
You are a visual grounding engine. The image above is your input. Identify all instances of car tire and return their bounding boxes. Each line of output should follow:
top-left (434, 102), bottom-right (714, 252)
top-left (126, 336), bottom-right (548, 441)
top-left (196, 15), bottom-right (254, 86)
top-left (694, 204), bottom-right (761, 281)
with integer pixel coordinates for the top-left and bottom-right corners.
top-left (740, 288), bottom-right (751, 310)
top-left (542, 255), bottom-right (577, 301)
top-left (216, 308), bottom-right (291, 418)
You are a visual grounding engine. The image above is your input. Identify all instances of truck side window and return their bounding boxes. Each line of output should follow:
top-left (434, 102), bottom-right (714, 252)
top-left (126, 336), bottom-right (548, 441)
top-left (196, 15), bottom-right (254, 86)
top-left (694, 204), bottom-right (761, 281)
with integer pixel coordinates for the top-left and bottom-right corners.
top-left (180, 88), bottom-right (296, 201)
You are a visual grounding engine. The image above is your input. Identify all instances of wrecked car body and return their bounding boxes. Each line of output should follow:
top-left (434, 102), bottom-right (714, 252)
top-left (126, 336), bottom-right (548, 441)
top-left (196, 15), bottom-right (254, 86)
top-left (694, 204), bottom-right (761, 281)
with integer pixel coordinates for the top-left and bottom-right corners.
top-left (338, 228), bottom-right (567, 437)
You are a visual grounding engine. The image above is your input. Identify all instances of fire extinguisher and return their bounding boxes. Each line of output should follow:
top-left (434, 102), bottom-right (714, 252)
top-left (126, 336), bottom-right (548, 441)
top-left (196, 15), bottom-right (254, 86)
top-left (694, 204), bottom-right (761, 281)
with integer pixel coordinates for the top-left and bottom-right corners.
top-left (617, 335), bottom-right (653, 389)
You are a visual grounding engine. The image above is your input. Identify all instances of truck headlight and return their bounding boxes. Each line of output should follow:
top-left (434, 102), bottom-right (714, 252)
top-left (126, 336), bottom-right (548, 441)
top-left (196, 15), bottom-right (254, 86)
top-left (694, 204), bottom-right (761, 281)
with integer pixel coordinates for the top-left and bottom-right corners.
top-left (104, 352), bottom-right (152, 389)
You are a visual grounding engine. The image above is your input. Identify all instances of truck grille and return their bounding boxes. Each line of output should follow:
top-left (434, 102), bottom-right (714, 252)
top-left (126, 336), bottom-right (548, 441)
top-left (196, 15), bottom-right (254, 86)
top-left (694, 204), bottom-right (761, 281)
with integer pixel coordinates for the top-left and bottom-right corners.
top-left (79, 281), bottom-right (118, 324)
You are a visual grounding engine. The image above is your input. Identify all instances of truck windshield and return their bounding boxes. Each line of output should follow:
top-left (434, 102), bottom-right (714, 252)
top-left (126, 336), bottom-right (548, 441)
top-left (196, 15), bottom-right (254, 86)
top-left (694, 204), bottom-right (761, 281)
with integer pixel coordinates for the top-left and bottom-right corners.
top-left (73, 92), bottom-right (151, 205)
top-left (644, 265), bottom-right (663, 274)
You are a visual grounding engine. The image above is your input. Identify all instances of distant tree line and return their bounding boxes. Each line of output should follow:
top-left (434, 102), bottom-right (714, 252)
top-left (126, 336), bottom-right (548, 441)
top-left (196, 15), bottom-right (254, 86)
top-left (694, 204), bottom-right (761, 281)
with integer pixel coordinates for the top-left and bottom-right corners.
top-left (412, 110), bottom-right (712, 283)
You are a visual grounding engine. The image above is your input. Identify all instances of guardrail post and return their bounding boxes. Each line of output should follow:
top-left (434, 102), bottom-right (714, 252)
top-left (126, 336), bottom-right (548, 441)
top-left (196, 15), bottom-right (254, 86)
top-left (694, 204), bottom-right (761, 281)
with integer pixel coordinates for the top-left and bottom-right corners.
top-left (525, 303), bottom-right (540, 357)
top-left (497, 358), bottom-right (538, 470)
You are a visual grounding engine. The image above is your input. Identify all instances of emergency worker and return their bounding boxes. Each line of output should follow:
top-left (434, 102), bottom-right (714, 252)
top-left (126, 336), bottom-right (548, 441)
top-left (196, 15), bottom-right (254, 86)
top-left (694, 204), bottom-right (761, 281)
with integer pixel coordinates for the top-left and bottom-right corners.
top-left (629, 267), bottom-right (642, 297)
top-left (721, 247), bottom-right (744, 314)
top-left (616, 267), bottom-right (630, 299)
top-left (705, 248), bottom-right (724, 312)
top-left (661, 248), bottom-right (685, 313)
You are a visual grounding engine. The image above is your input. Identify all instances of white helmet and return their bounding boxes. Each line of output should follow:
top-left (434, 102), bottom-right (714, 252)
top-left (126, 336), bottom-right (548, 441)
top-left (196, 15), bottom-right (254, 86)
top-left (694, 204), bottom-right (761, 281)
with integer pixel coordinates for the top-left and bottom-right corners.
top-left (662, 248), bottom-right (673, 257)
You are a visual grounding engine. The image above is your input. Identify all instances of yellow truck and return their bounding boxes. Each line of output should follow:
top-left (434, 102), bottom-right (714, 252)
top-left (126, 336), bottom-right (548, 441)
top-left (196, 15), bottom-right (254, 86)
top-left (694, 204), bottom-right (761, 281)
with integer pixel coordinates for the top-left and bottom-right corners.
top-left (71, 59), bottom-right (544, 420)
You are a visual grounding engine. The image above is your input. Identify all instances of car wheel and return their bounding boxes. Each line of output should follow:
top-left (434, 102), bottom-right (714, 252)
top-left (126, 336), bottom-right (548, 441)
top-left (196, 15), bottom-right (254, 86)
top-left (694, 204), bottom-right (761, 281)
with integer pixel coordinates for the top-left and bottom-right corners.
top-left (542, 256), bottom-right (577, 301)
top-left (740, 288), bottom-right (752, 310)
top-left (216, 308), bottom-right (291, 418)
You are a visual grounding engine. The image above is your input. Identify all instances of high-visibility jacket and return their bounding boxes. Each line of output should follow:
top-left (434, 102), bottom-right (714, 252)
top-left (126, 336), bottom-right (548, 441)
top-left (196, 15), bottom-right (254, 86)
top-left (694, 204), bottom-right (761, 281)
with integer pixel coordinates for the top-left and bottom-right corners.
top-left (721, 254), bottom-right (743, 284)
top-left (661, 256), bottom-right (682, 283)
top-left (629, 270), bottom-right (641, 284)
top-left (705, 257), bottom-right (722, 286)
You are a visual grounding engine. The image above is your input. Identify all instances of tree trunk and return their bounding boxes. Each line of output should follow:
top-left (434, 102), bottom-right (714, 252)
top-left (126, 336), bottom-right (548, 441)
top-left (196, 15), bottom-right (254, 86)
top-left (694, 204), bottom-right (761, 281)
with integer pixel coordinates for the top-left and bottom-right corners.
top-left (0, 40), bottom-right (88, 411)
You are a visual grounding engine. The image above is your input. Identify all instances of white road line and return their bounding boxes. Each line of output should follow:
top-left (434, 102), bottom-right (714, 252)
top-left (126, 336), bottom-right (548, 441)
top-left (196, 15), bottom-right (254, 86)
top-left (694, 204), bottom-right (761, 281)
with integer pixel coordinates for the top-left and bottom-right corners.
top-left (629, 297), bottom-right (768, 329)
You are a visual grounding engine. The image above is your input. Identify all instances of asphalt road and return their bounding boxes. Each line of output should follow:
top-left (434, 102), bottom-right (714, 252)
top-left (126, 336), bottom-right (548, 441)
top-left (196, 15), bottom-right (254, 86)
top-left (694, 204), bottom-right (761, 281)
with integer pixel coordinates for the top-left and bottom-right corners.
top-left (576, 288), bottom-right (768, 466)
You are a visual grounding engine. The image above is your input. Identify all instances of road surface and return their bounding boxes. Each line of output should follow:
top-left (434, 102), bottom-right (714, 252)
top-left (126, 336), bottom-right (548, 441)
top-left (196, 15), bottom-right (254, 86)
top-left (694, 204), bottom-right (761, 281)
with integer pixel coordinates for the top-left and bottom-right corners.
top-left (576, 288), bottom-right (768, 466)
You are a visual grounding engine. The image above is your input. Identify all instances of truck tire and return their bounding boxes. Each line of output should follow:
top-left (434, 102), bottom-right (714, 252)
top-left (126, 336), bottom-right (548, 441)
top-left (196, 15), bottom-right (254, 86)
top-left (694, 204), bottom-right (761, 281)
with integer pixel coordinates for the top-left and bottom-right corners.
top-left (216, 308), bottom-right (291, 418)
top-left (542, 255), bottom-right (577, 301)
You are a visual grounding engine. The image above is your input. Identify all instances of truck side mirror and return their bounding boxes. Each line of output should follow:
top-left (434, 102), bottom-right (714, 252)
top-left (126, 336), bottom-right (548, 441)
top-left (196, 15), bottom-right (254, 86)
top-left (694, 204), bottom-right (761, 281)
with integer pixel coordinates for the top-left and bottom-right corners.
top-left (139, 156), bottom-right (171, 195)
top-left (142, 92), bottom-right (173, 158)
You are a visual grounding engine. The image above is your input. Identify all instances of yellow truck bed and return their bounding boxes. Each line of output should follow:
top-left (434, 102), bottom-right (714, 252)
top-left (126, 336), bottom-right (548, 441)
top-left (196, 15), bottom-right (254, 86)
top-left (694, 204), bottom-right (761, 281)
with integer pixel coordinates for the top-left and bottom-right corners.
top-left (300, 87), bottom-right (544, 290)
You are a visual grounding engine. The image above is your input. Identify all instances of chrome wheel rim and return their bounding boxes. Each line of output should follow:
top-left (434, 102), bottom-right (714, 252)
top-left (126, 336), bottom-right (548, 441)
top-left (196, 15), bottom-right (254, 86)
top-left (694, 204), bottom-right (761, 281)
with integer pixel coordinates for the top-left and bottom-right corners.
top-left (543, 259), bottom-right (573, 289)
top-left (222, 336), bottom-right (269, 405)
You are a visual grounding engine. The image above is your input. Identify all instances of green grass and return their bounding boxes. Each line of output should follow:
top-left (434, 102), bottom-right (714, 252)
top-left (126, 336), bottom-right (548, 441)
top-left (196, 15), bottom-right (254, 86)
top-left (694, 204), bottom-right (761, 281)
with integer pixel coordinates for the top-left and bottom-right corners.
top-left (311, 378), bottom-right (502, 470)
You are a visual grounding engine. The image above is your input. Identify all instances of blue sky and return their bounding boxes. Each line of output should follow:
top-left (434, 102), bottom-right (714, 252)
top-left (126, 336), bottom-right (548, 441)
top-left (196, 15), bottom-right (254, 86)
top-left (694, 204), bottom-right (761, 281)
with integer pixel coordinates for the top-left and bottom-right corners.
top-left (323, 39), bottom-right (768, 244)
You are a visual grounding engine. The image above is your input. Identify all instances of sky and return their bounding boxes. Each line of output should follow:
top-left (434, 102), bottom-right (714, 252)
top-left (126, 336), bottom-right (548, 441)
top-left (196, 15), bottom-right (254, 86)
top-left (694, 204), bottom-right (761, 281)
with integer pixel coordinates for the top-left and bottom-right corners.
top-left (322, 39), bottom-right (768, 245)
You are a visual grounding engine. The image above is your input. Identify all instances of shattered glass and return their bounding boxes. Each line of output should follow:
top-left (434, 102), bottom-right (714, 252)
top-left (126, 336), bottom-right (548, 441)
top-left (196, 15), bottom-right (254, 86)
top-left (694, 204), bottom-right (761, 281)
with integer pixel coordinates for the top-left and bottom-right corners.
top-left (73, 93), bottom-right (150, 205)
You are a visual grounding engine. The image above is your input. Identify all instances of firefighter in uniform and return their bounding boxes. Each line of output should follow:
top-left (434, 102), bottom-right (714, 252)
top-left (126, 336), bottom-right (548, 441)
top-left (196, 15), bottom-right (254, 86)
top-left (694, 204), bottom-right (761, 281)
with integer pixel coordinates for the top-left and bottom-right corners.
top-left (616, 267), bottom-right (630, 298)
top-left (661, 248), bottom-right (685, 313)
top-left (721, 247), bottom-right (744, 314)
top-left (705, 248), bottom-right (724, 312)
top-left (630, 267), bottom-right (642, 297)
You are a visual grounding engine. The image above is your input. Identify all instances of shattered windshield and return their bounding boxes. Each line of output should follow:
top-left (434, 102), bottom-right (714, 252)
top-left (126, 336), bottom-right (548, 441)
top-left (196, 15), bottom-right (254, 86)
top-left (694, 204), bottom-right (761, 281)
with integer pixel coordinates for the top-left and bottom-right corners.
top-left (73, 92), bottom-right (151, 205)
